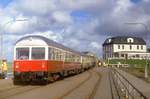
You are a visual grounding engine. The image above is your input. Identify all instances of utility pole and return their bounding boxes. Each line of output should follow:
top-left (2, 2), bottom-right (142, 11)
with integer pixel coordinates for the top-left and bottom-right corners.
top-left (0, 19), bottom-right (28, 65)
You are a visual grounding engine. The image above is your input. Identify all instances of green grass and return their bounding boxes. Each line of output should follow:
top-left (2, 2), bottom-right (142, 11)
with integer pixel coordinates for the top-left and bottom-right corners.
top-left (107, 59), bottom-right (149, 68)
top-left (109, 59), bottom-right (150, 82)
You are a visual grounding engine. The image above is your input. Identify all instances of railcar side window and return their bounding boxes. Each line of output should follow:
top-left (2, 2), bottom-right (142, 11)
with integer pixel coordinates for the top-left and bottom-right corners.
top-left (48, 48), bottom-right (52, 60)
top-left (16, 48), bottom-right (29, 60)
top-left (32, 47), bottom-right (45, 59)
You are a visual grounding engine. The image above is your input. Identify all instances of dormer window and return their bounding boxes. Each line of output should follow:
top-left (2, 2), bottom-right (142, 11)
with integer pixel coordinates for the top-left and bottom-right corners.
top-left (108, 39), bottom-right (111, 43)
top-left (127, 38), bottom-right (134, 43)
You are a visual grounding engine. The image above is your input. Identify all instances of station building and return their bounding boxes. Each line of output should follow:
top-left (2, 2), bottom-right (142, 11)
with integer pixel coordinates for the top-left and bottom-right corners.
top-left (102, 36), bottom-right (150, 60)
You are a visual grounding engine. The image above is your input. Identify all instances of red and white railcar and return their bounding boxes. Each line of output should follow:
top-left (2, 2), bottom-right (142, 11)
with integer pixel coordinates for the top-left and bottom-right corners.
top-left (13, 35), bottom-right (82, 84)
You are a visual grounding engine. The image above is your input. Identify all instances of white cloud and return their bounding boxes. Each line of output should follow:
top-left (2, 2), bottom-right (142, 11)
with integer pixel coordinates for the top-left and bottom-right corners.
top-left (63, 38), bottom-right (80, 49)
top-left (1, 0), bottom-right (150, 60)
top-left (113, 0), bottom-right (133, 15)
top-left (52, 11), bottom-right (72, 24)
top-left (25, 30), bottom-right (63, 42)
top-left (89, 42), bottom-right (101, 49)
top-left (16, 0), bottom-right (57, 16)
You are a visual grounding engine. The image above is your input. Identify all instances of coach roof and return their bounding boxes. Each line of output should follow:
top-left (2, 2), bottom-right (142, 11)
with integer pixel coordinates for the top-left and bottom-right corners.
top-left (103, 36), bottom-right (146, 46)
top-left (15, 35), bottom-right (81, 55)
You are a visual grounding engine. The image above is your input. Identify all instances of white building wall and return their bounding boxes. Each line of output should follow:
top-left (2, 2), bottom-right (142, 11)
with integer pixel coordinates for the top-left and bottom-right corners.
top-left (103, 45), bottom-right (114, 60)
top-left (113, 44), bottom-right (146, 53)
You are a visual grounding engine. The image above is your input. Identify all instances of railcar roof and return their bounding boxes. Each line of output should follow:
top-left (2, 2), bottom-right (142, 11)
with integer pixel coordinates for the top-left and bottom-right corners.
top-left (15, 35), bottom-right (81, 55)
top-left (103, 36), bottom-right (146, 46)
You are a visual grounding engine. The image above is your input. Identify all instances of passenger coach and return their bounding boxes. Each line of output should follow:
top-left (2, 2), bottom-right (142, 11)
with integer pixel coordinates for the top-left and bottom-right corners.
top-left (13, 35), bottom-right (96, 84)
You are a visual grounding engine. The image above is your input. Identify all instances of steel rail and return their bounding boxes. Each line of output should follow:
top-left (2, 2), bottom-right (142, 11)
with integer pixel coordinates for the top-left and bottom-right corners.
top-left (87, 69), bottom-right (101, 99)
top-left (112, 68), bottom-right (147, 99)
top-left (110, 69), bottom-right (121, 99)
top-left (58, 70), bottom-right (92, 99)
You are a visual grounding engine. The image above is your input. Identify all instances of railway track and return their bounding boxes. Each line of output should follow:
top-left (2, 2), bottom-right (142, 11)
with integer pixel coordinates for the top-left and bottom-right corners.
top-left (58, 70), bottom-right (93, 99)
top-left (87, 69), bottom-right (101, 99)
top-left (109, 68), bottom-right (122, 99)
top-left (0, 85), bottom-right (41, 99)
top-left (0, 86), bottom-right (21, 93)
top-left (58, 68), bottom-right (102, 99)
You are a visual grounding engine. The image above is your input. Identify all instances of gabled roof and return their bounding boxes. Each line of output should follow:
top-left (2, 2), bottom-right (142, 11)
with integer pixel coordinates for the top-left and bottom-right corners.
top-left (15, 35), bottom-right (81, 55)
top-left (103, 36), bottom-right (146, 46)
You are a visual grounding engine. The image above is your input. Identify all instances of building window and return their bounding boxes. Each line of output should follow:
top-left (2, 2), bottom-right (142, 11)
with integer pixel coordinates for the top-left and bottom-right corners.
top-left (141, 45), bottom-right (143, 50)
top-left (130, 45), bottom-right (132, 50)
top-left (118, 45), bottom-right (120, 49)
top-left (121, 54), bottom-right (124, 57)
top-left (136, 54), bottom-right (139, 58)
top-left (127, 38), bottom-right (134, 43)
top-left (122, 45), bottom-right (124, 49)
top-left (137, 45), bottom-right (139, 50)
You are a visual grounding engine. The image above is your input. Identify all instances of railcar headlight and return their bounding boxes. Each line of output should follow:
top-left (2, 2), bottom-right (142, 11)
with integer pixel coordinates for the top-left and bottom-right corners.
top-left (15, 65), bottom-right (19, 69)
top-left (15, 62), bottom-right (19, 69)
top-left (42, 63), bottom-right (45, 68)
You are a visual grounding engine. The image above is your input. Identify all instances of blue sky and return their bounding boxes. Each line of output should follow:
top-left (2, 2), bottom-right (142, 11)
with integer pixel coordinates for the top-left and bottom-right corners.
top-left (0, 0), bottom-right (12, 7)
top-left (0, 0), bottom-right (149, 61)
top-left (130, 0), bottom-right (141, 3)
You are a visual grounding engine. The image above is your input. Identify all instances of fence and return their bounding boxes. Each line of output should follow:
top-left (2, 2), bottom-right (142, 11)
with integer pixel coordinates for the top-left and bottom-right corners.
top-left (111, 68), bottom-right (147, 99)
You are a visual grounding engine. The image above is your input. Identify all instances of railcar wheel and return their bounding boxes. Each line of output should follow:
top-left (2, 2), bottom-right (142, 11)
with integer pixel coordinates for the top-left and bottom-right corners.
top-left (42, 80), bottom-right (49, 85)
top-left (58, 72), bottom-right (64, 80)
top-left (63, 71), bottom-right (68, 77)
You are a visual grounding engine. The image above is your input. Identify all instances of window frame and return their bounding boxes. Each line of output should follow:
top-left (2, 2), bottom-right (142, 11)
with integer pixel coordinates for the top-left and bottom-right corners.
top-left (137, 45), bottom-right (139, 50)
top-left (129, 45), bottom-right (132, 50)
top-left (15, 47), bottom-right (30, 60)
top-left (31, 47), bottom-right (46, 60)
top-left (118, 45), bottom-right (120, 49)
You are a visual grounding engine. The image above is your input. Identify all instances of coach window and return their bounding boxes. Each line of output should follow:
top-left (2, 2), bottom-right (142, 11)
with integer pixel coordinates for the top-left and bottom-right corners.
top-left (60, 50), bottom-right (62, 61)
top-left (54, 49), bottom-right (57, 60)
top-left (70, 54), bottom-right (72, 62)
top-left (48, 48), bottom-right (52, 60)
top-left (68, 53), bottom-right (71, 62)
top-left (57, 50), bottom-right (60, 61)
top-left (66, 53), bottom-right (68, 62)
top-left (54, 50), bottom-right (57, 60)
top-left (74, 56), bottom-right (77, 62)
top-left (67, 53), bottom-right (69, 62)
top-left (58, 50), bottom-right (61, 61)
top-left (53, 49), bottom-right (56, 60)
top-left (31, 47), bottom-right (45, 59)
top-left (52, 49), bottom-right (56, 60)
top-left (64, 52), bottom-right (67, 62)
top-left (59, 51), bottom-right (61, 61)
top-left (72, 55), bottom-right (75, 62)
top-left (16, 48), bottom-right (29, 60)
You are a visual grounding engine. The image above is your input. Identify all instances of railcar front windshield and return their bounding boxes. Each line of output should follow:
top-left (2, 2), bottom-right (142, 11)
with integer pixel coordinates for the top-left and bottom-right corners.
top-left (16, 48), bottom-right (29, 60)
top-left (31, 47), bottom-right (45, 60)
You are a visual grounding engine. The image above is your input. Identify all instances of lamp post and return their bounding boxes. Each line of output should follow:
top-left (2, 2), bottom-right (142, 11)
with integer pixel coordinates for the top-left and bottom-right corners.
top-left (0, 18), bottom-right (28, 65)
top-left (125, 22), bottom-right (149, 78)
